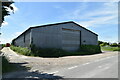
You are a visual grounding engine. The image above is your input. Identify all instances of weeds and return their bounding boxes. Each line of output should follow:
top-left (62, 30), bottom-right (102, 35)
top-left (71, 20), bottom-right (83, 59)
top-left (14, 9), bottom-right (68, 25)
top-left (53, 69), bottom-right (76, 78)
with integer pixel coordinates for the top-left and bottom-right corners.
top-left (10, 44), bottom-right (102, 57)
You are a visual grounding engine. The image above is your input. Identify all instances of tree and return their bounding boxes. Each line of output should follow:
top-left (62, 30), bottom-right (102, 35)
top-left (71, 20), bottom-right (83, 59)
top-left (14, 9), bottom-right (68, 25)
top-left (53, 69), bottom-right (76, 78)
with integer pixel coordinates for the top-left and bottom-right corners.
top-left (0, 0), bottom-right (14, 27)
top-left (118, 42), bottom-right (120, 47)
top-left (99, 41), bottom-right (109, 46)
top-left (110, 43), bottom-right (118, 47)
top-left (100, 43), bottom-right (108, 47)
top-left (98, 41), bottom-right (103, 45)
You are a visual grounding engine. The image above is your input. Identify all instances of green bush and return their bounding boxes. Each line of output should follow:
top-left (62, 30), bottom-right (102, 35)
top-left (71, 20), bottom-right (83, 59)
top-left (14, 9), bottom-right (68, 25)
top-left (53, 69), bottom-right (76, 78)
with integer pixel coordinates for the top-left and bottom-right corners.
top-left (10, 45), bottom-right (102, 57)
top-left (28, 44), bottom-right (68, 57)
top-left (2, 44), bottom-right (6, 47)
top-left (10, 46), bottom-right (31, 56)
top-left (31, 48), bottom-right (67, 57)
top-left (100, 43), bottom-right (109, 47)
top-left (110, 43), bottom-right (118, 47)
top-left (113, 47), bottom-right (120, 51)
top-left (80, 45), bottom-right (101, 54)
top-left (100, 43), bottom-right (105, 47)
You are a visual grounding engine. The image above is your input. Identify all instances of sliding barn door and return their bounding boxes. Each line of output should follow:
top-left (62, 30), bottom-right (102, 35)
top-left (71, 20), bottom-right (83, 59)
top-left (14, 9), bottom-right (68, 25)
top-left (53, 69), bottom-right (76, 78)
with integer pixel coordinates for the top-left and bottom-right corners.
top-left (62, 28), bottom-right (81, 51)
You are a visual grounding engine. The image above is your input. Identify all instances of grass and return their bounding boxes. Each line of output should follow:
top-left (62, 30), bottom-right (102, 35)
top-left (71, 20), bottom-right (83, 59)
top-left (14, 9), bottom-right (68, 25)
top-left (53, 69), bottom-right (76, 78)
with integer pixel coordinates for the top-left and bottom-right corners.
top-left (10, 45), bottom-right (101, 57)
top-left (10, 46), bottom-right (31, 56)
top-left (101, 46), bottom-right (120, 51)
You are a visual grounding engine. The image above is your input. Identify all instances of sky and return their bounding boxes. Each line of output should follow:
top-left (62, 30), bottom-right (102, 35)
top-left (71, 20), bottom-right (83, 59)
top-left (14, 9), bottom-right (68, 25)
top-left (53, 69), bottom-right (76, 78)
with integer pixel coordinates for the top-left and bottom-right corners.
top-left (0, 2), bottom-right (118, 44)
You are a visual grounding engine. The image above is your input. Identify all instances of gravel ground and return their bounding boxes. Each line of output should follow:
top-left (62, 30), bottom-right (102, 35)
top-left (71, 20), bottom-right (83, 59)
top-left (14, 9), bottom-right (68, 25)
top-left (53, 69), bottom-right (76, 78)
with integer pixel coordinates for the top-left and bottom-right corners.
top-left (1, 47), bottom-right (118, 78)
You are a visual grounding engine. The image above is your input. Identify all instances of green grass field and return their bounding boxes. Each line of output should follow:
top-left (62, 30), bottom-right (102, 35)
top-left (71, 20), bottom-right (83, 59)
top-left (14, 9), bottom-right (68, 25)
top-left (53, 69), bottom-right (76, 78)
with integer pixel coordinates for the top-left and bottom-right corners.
top-left (101, 46), bottom-right (120, 51)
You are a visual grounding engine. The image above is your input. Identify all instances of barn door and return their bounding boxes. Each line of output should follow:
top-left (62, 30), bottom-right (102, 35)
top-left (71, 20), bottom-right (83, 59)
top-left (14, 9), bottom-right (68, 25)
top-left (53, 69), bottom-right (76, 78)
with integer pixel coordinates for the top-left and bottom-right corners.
top-left (62, 28), bottom-right (80, 51)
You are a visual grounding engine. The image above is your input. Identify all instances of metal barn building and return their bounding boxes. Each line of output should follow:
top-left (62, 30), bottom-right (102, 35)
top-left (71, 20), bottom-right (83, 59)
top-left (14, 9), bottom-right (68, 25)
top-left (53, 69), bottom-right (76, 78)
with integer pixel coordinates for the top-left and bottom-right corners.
top-left (12, 21), bottom-right (98, 51)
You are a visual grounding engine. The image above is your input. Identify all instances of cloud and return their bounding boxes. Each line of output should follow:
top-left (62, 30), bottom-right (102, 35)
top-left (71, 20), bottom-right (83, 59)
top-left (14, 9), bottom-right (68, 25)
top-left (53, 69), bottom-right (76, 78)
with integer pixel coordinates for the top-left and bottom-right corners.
top-left (99, 36), bottom-right (118, 43)
top-left (0, 37), bottom-right (12, 44)
top-left (14, 32), bottom-right (22, 37)
top-left (11, 4), bottom-right (18, 13)
top-left (62, 2), bottom-right (88, 20)
top-left (5, 4), bottom-right (18, 13)
top-left (0, 31), bottom-right (23, 44)
top-left (1, 21), bottom-right (8, 26)
top-left (10, 0), bottom-right (119, 2)
top-left (61, 2), bottom-right (117, 27)
top-left (79, 15), bottom-right (117, 27)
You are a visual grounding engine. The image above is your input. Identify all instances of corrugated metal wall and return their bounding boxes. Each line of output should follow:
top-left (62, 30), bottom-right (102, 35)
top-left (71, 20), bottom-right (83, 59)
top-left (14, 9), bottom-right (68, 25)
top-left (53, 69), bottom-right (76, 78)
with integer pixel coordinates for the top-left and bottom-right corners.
top-left (56, 23), bottom-right (98, 45)
top-left (31, 25), bottom-right (62, 49)
top-left (24, 30), bottom-right (31, 47)
top-left (14, 35), bottom-right (24, 47)
top-left (14, 22), bottom-right (98, 51)
top-left (14, 30), bottom-right (31, 47)
top-left (31, 22), bottom-right (98, 51)
top-left (62, 28), bottom-right (80, 51)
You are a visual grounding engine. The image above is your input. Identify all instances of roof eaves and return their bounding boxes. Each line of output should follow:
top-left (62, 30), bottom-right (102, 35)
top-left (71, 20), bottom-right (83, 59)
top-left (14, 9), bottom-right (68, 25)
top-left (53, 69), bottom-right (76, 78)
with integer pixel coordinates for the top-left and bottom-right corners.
top-left (14, 21), bottom-right (98, 41)
top-left (30, 21), bottom-right (98, 36)
top-left (14, 27), bottom-right (32, 40)
top-left (30, 21), bottom-right (74, 29)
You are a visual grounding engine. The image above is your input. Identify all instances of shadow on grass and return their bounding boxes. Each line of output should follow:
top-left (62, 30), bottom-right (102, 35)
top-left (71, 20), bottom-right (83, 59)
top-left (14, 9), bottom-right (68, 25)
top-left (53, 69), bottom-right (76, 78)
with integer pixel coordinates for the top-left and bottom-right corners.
top-left (2, 62), bottom-right (29, 74)
top-left (2, 62), bottom-right (63, 79)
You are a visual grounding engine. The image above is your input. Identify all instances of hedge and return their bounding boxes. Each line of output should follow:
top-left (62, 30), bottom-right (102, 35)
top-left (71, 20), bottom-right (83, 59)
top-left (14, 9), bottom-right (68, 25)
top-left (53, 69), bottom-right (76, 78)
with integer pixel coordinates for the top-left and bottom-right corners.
top-left (10, 45), bottom-right (102, 57)
top-left (80, 45), bottom-right (102, 54)
top-left (10, 46), bottom-right (31, 56)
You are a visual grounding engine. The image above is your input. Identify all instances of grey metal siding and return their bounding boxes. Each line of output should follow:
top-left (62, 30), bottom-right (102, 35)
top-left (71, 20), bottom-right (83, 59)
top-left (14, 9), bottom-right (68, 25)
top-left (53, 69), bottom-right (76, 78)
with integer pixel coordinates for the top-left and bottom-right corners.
top-left (13, 21), bottom-right (98, 51)
top-left (24, 30), bottom-right (31, 47)
top-left (14, 35), bottom-right (24, 47)
top-left (14, 30), bottom-right (31, 47)
top-left (62, 28), bottom-right (80, 51)
top-left (31, 25), bottom-right (62, 48)
top-left (56, 23), bottom-right (98, 45)
top-left (81, 30), bottom-right (98, 45)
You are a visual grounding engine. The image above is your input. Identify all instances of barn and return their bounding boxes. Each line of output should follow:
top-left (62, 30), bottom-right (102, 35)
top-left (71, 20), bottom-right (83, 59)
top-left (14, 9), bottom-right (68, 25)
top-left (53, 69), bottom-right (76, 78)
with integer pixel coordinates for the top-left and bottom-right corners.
top-left (12, 21), bottom-right (98, 51)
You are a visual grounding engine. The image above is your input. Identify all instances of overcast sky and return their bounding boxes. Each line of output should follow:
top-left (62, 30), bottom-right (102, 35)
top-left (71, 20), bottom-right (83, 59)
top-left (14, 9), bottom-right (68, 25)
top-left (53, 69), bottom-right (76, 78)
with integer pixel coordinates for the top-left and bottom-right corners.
top-left (1, 2), bottom-right (118, 44)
